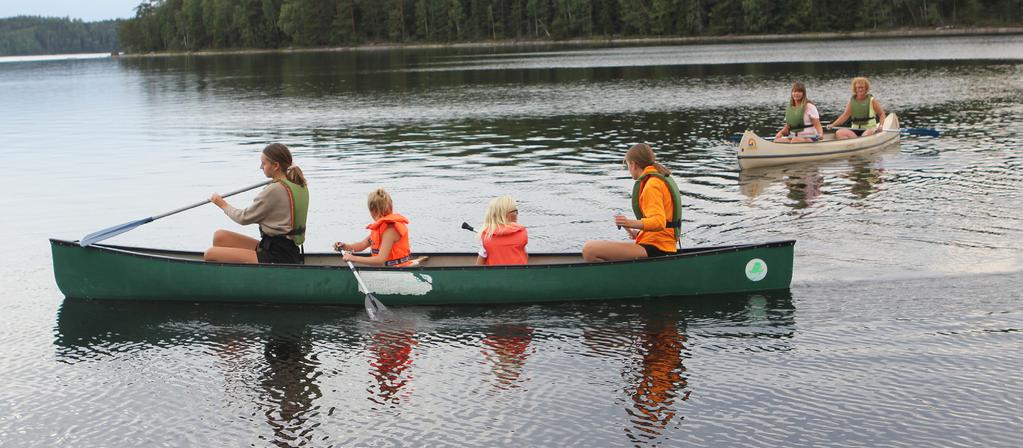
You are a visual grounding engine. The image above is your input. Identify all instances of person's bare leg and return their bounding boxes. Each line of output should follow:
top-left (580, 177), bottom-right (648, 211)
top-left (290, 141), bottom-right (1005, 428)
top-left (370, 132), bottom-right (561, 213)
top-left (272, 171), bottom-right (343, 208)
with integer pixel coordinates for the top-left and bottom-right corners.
top-left (204, 246), bottom-right (258, 263)
top-left (211, 229), bottom-right (259, 249)
top-left (582, 240), bottom-right (648, 262)
top-left (204, 229), bottom-right (259, 262)
top-left (835, 129), bottom-right (857, 140)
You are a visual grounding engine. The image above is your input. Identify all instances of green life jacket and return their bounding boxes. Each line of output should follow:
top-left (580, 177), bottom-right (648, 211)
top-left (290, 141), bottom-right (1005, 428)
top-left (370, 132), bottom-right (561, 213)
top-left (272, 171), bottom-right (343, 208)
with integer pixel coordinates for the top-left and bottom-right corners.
top-left (785, 102), bottom-right (806, 133)
top-left (631, 171), bottom-right (683, 245)
top-left (850, 94), bottom-right (876, 129)
top-left (279, 178), bottom-right (309, 246)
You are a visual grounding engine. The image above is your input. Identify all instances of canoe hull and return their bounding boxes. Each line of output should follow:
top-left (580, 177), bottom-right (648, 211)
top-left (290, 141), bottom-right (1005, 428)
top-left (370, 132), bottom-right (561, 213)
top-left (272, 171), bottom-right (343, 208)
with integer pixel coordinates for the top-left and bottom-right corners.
top-left (737, 113), bottom-right (900, 169)
top-left (50, 239), bottom-right (795, 305)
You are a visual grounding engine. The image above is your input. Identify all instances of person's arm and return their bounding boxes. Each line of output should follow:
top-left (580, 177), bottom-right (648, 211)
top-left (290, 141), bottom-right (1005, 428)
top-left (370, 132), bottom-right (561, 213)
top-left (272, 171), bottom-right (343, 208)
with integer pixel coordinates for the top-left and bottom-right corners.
top-left (476, 238), bottom-right (488, 265)
top-left (873, 98), bottom-right (886, 128)
top-left (829, 102), bottom-right (852, 129)
top-left (812, 117), bottom-right (823, 136)
top-left (344, 228), bottom-right (399, 266)
top-left (615, 182), bottom-right (669, 233)
top-left (775, 123), bottom-right (790, 140)
top-left (213, 184), bottom-right (278, 225)
top-left (335, 236), bottom-right (371, 253)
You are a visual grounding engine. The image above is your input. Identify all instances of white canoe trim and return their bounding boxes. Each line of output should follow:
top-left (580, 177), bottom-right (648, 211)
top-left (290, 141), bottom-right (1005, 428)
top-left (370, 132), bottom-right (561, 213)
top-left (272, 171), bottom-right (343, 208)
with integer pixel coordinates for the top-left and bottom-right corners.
top-left (736, 113), bottom-right (900, 169)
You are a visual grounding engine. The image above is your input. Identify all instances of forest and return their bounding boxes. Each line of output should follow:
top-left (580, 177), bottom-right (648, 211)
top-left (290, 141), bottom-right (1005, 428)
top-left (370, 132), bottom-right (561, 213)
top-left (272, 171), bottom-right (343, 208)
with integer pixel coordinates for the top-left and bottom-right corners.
top-left (0, 16), bottom-right (120, 56)
top-left (117, 0), bottom-right (1023, 52)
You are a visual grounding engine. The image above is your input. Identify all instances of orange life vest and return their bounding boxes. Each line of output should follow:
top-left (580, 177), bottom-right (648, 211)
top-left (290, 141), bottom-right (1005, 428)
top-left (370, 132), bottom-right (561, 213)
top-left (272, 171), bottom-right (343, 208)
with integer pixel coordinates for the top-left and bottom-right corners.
top-left (367, 213), bottom-right (412, 267)
top-left (480, 224), bottom-right (528, 265)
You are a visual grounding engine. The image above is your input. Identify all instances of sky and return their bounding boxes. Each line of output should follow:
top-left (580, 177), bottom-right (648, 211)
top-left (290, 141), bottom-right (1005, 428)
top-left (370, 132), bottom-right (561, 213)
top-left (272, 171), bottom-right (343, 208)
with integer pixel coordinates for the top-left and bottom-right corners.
top-left (0, 0), bottom-right (142, 21)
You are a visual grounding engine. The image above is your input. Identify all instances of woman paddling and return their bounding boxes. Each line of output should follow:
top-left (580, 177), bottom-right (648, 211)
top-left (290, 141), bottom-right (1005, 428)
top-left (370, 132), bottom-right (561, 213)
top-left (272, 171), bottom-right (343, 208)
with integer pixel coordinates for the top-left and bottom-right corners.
top-left (774, 82), bottom-right (823, 143)
top-left (476, 196), bottom-right (528, 266)
top-left (203, 143), bottom-right (309, 264)
top-left (582, 143), bottom-right (682, 262)
top-left (828, 77), bottom-right (887, 139)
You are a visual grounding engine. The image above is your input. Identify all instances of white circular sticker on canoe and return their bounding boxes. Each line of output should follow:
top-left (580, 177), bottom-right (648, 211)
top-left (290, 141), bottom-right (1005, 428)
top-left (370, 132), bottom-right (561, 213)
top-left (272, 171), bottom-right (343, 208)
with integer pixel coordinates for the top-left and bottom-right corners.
top-left (745, 258), bottom-right (768, 282)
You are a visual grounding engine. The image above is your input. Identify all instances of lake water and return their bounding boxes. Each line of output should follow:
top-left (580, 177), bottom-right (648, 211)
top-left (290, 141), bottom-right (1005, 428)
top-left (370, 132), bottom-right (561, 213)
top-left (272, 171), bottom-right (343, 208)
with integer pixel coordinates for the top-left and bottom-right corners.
top-left (2, 35), bottom-right (1022, 446)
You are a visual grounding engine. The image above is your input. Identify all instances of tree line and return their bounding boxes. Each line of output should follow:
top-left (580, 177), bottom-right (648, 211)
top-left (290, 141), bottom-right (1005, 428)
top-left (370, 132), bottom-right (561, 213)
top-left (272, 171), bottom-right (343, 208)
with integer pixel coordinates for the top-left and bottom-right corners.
top-left (119, 0), bottom-right (1023, 52)
top-left (0, 16), bottom-right (120, 56)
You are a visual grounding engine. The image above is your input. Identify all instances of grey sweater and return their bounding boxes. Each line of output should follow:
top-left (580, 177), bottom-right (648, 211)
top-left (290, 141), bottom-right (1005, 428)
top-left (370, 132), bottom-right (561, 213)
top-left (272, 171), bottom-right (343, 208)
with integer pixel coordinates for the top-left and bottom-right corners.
top-left (223, 182), bottom-right (294, 238)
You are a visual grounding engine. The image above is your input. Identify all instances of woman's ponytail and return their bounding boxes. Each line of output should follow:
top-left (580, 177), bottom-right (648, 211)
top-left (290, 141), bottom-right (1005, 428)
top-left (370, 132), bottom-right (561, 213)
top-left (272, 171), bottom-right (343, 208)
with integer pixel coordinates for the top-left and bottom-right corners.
top-left (263, 143), bottom-right (307, 187)
top-left (625, 143), bottom-right (671, 177)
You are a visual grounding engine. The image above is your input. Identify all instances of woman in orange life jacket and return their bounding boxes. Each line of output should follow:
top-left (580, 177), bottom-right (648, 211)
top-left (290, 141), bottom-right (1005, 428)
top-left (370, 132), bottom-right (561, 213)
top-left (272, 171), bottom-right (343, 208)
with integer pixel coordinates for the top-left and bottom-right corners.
top-left (582, 143), bottom-right (682, 262)
top-left (827, 77), bottom-right (887, 139)
top-left (334, 188), bottom-right (414, 267)
top-left (475, 196), bottom-right (528, 266)
top-left (203, 143), bottom-right (309, 264)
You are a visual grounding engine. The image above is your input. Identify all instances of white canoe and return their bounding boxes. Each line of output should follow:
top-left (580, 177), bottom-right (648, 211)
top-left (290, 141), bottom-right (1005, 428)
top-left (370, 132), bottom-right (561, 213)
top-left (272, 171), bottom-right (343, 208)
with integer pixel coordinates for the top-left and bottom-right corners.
top-left (736, 113), bottom-right (900, 170)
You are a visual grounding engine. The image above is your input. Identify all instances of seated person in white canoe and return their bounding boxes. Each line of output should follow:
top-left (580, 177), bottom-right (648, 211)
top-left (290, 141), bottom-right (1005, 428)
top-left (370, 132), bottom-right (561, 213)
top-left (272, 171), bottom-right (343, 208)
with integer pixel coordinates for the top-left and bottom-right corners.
top-left (334, 188), bottom-right (415, 267)
top-left (827, 76), bottom-right (887, 139)
top-left (476, 196), bottom-right (528, 266)
top-left (204, 143), bottom-right (309, 264)
top-left (582, 143), bottom-right (682, 262)
top-left (774, 82), bottom-right (824, 143)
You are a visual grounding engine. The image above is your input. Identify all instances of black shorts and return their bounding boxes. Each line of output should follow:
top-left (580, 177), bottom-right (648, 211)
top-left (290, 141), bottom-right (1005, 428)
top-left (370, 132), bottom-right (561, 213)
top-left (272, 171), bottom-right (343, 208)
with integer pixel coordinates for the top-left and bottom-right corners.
top-left (848, 128), bottom-right (867, 136)
top-left (640, 244), bottom-right (676, 258)
top-left (256, 235), bottom-right (303, 264)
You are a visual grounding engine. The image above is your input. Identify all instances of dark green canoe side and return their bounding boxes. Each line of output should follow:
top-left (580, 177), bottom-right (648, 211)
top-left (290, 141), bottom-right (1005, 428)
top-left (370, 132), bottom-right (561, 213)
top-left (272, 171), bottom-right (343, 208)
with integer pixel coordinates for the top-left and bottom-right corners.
top-left (50, 239), bottom-right (794, 305)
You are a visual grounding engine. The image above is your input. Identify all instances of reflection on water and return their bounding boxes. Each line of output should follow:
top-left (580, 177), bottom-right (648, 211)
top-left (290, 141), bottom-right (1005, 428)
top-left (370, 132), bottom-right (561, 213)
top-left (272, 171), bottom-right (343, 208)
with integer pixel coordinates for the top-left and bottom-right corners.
top-left (481, 324), bottom-right (534, 389)
top-left (368, 326), bottom-right (418, 406)
top-left (54, 292), bottom-right (793, 446)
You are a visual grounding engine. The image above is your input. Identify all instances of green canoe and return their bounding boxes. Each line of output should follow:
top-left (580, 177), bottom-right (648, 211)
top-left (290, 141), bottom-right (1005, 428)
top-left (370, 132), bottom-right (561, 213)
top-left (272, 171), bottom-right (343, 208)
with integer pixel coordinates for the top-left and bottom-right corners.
top-left (50, 238), bottom-right (794, 305)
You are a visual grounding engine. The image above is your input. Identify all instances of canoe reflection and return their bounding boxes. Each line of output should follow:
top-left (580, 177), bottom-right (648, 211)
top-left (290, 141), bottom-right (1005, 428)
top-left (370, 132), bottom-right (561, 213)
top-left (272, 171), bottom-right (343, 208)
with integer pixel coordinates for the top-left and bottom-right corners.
top-left (55, 291), bottom-right (794, 445)
top-left (739, 151), bottom-right (890, 205)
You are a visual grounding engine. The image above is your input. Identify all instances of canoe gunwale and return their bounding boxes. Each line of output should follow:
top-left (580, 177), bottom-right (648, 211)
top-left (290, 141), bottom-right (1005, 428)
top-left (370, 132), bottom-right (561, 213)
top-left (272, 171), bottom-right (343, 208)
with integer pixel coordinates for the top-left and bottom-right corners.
top-left (49, 238), bottom-right (796, 272)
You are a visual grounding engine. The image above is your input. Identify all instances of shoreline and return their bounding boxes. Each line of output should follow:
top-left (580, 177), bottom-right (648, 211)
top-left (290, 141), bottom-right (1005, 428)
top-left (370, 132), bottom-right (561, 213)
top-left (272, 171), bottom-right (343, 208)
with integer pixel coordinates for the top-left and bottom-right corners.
top-left (120, 26), bottom-right (1023, 58)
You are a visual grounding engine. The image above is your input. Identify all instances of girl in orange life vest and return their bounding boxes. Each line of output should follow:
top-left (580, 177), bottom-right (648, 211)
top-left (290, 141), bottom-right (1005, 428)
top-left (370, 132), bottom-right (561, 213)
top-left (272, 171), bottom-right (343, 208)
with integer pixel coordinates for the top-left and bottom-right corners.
top-left (334, 188), bottom-right (414, 267)
top-left (204, 143), bottom-right (309, 264)
top-left (582, 143), bottom-right (681, 262)
top-left (476, 196), bottom-right (528, 266)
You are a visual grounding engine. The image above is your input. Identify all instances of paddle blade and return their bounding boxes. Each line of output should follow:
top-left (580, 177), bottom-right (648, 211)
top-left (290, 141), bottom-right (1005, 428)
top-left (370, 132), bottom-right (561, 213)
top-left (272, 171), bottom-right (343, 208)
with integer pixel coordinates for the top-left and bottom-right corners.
top-left (79, 217), bottom-right (153, 247)
top-left (904, 127), bottom-right (940, 137)
top-left (461, 222), bottom-right (475, 232)
top-left (364, 292), bottom-right (387, 321)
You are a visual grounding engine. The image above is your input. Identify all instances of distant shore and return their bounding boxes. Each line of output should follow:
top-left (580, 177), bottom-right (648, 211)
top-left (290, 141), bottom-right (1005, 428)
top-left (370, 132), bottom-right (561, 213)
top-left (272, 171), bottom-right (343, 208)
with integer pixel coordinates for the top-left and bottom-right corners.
top-left (120, 26), bottom-right (1023, 58)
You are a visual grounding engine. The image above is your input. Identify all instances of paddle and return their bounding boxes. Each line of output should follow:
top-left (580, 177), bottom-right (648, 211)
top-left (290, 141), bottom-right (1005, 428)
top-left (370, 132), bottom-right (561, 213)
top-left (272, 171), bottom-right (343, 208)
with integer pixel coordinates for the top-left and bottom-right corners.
top-left (830, 125), bottom-right (940, 137)
top-left (79, 180), bottom-right (272, 247)
top-left (338, 249), bottom-right (388, 320)
top-left (461, 222), bottom-right (476, 233)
